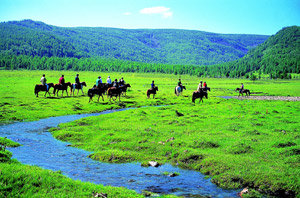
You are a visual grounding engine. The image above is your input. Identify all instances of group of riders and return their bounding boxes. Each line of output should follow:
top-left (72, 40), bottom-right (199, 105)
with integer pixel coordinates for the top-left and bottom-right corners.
top-left (39, 74), bottom-right (246, 99)
top-left (40, 74), bottom-right (126, 91)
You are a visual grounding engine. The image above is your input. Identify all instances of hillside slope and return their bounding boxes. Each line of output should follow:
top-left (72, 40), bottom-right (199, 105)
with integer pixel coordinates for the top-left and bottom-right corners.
top-left (0, 19), bottom-right (269, 65)
top-left (201, 26), bottom-right (300, 78)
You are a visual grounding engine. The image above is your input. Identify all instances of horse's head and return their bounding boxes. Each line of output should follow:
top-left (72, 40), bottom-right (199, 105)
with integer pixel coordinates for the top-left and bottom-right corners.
top-left (155, 86), bottom-right (158, 91)
top-left (66, 82), bottom-right (72, 87)
top-left (126, 84), bottom-right (131, 88)
top-left (48, 83), bottom-right (54, 88)
top-left (82, 82), bottom-right (87, 87)
top-left (207, 87), bottom-right (211, 91)
top-left (235, 88), bottom-right (240, 91)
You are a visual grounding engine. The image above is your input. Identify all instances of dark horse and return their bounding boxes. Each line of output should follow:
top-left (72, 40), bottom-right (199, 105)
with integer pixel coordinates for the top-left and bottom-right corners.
top-left (192, 90), bottom-right (208, 103)
top-left (120, 83), bottom-right (131, 96)
top-left (53, 82), bottom-right (72, 97)
top-left (34, 83), bottom-right (54, 97)
top-left (175, 86), bottom-right (186, 96)
top-left (235, 88), bottom-right (250, 97)
top-left (88, 86), bottom-right (107, 102)
top-left (107, 84), bottom-right (131, 102)
top-left (70, 82), bottom-right (87, 96)
top-left (147, 86), bottom-right (158, 99)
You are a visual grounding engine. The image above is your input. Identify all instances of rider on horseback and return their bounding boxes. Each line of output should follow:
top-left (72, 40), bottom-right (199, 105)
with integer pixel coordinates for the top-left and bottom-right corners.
top-left (178, 79), bottom-right (183, 91)
top-left (151, 80), bottom-right (155, 89)
top-left (203, 81), bottom-right (207, 91)
top-left (112, 79), bottom-right (119, 88)
top-left (197, 81), bottom-right (203, 92)
top-left (107, 76), bottom-right (112, 85)
top-left (96, 76), bottom-right (102, 88)
top-left (119, 77), bottom-right (125, 86)
top-left (240, 83), bottom-right (244, 94)
top-left (40, 74), bottom-right (49, 91)
top-left (74, 74), bottom-right (81, 89)
top-left (59, 75), bottom-right (65, 86)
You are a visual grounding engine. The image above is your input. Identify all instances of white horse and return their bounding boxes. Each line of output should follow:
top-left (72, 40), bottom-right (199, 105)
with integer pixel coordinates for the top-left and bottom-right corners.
top-left (175, 86), bottom-right (186, 96)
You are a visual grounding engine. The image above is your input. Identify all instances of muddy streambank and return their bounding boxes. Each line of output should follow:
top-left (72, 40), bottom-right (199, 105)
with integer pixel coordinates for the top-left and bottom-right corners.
top-left (0, 108), bottom-right (240, 198)
top-left (218, 95), bottom-right (300, 101)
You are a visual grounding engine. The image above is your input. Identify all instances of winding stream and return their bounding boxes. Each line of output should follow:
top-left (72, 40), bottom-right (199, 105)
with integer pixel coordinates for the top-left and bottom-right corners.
top-left (0, 108), bottom-right (239, 197)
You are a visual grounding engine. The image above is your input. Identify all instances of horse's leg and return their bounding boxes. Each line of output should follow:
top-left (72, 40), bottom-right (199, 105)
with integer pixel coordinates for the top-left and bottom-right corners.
top-left (81, 88), bottom-right (84, 95)
top-left (101, 95), bottom-right (104, 101)
top-left (97, 95), bottom-right (100, 102)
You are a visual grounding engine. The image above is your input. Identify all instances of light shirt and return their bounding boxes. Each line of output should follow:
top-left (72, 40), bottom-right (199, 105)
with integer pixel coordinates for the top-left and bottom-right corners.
top-left (107, 78), bottom-right (112, 84)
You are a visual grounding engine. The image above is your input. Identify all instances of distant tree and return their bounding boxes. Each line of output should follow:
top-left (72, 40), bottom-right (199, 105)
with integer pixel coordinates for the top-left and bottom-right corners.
top-left (250, 74), bottom-right (257, 81)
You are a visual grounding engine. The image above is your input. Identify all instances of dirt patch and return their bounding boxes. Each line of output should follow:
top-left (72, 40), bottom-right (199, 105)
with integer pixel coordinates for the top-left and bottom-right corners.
top-left (231, 96), bottom-right (300, 101)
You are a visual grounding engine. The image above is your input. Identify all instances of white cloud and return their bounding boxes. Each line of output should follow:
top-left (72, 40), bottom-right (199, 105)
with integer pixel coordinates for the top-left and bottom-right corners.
top-left (123, 12), bottom-right (132, 16)
top-left (140, 6), bottom-right (173, 18)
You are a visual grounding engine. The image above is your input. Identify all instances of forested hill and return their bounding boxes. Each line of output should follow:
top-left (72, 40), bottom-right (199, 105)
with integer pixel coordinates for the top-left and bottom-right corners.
top-left (202, 26), bottom-right (300, 78)
top-left (0, 19), bottom-right (269, 65)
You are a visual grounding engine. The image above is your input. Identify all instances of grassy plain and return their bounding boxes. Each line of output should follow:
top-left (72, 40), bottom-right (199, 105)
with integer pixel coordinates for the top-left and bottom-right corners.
top-left (0, 70), bottom-right (300, 197)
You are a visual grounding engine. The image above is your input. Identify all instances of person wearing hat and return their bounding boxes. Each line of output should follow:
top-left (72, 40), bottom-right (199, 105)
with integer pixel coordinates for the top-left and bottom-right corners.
top-left (107, 76), bottom-right (112, 84)
top-left (112, 79), bottom-right (119, 88)
top-left (96, 76), bottom-right (102, 88)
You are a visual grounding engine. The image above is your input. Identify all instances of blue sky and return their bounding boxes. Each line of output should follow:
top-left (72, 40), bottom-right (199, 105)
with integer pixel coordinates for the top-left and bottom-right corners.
top-left (1, 0), bottom-right (299, 35)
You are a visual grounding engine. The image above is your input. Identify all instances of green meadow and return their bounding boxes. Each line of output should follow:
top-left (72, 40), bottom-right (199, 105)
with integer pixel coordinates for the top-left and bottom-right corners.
top-left (1, 70), bottom-right (300, 197)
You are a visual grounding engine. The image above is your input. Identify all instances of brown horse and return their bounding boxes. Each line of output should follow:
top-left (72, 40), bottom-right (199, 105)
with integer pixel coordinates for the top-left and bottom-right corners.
top-left (70, 82), bottom-right (87, 96)
top-left (147, 86), bottom-right (158, 99)
top-left (192, 90), bottom-right (208, 103)
top-left (88, 86), bottom-right (107, 102)
top-left (34, 83), bottom-right (54, 97)
top-left (107, 87), bottom-right (122, 102)
top-left (235, 88), bottom-right (250, 97)
top-left (53, 82), bottom-right (72, 97)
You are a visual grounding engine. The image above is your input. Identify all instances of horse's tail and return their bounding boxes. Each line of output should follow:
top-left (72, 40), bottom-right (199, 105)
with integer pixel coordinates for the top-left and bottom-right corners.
top-left (192, 92), bottom-right (195, 103)
top-left (34, 85), bottom-right (38, 96)
top-left (147, 90), bottom-right (150, 97)
top-left (88, 89), bottom-right (93, 100)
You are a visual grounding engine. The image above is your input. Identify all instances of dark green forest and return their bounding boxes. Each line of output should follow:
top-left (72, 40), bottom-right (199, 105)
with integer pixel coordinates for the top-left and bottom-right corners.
top-left (0, 20), bottom-right (299, 78)
top-left (0, 19), bottom-right (268, 65)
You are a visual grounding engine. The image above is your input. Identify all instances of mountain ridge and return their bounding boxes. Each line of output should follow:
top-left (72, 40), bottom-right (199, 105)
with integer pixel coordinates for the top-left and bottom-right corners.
top-left (0, 19), bottom-right (269, 65)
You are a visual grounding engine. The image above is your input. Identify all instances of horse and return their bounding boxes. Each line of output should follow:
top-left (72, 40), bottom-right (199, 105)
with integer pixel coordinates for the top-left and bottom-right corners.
top-left (53, 82), bottom-right (72, 97)
top-left (235, 88), bottom-right (250, 97)
top-left (199, 87), bottom-right (211, 92)
top-left (175, 86), bottom-right (186, 96)
top-left (107, 87), bottom-right (122, 102)
top-left (147, 86), bottom-right (158, 99)
top-left (192, 90), bottom-right (208, 103)
top-left (34, 83), bottom-right (54, 97)
top-left (70, 82), bottom-right (87, 96)
top-left (88, 86), bottom-right (107, 102)
top-left (119, 84), bottom-right (131, 96)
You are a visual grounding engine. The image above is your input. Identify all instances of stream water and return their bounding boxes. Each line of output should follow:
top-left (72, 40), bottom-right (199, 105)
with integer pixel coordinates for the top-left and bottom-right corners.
top-left (0, 108), bottom-right (239, 197)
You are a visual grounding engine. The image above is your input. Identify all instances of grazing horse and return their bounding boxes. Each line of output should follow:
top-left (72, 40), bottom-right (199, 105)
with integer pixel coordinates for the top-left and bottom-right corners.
top-left (107, 87), bottom-right (122, 102)
top-left (235, 88), bottom-right (250, 97)
top-left (175, 85), bottom-right (186, 96)
top-left (119, 84), bottom-right (131, 96)
top-left (147, 86), bottom-right (158, 99)
top-left (88, 87), bottom-right (107, 102)
top-left (53, 82), bottom-right (72, 97)
top-left (34, 83), bottom-right (54, 97)
top-left (70, 82), bottom-right (87, 96)
top-left (192, 90), bottom-right (208, 103)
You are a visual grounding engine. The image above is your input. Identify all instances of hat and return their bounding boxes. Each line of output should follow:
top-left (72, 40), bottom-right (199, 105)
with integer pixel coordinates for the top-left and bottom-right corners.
top-left (108, 76), bottom-right (110, 78)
